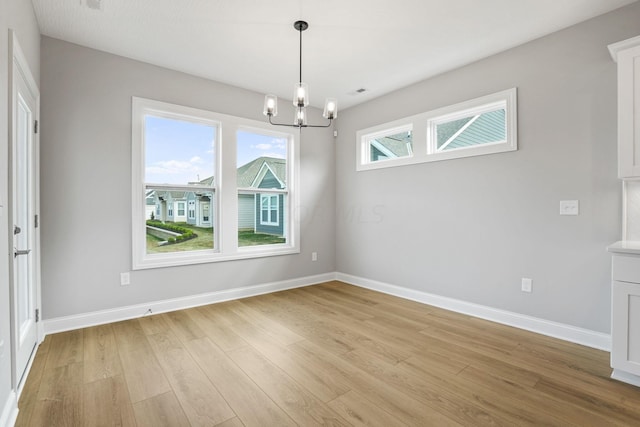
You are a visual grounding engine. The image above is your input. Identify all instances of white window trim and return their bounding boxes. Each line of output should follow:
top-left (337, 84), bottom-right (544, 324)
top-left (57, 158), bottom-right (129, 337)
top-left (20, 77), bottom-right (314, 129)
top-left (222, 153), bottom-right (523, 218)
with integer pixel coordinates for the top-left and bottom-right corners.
top-left (132, 97), bottom-right (300, 270)
top-left (356, 88), bottom-right (517, 171)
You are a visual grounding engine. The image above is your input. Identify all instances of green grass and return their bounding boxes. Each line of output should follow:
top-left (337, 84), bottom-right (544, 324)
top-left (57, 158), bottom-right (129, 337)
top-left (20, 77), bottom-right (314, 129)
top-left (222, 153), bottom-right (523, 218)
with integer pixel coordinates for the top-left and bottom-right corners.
top-left (238, 230), bottom-right (286, 247)
top-left (146, 223), bottom-right (285, 254)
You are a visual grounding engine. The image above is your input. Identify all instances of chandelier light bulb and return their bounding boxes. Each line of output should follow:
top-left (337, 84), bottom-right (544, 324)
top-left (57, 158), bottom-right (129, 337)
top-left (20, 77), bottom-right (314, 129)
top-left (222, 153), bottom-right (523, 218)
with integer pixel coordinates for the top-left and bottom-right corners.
top-left (323, 98), bottom-right (338, 119)
top-left (263, 94), bottom-right (278, 117)
top-left (295, 107), bottom-right (307, 126)
top-left (294, 83), bottom-right (309, 107)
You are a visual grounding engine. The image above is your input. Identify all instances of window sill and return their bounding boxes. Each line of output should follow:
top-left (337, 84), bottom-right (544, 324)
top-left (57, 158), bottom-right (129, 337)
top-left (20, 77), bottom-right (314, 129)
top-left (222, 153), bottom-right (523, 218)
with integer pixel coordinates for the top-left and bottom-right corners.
top-left (133, 245), bottom-right (300, 270)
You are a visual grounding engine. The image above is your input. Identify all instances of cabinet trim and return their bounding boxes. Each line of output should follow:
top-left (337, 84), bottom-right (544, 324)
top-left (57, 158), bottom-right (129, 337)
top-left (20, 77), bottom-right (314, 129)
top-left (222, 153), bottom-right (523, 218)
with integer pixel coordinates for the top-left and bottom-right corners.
top-left (609, 35), bottom-right (640, 62)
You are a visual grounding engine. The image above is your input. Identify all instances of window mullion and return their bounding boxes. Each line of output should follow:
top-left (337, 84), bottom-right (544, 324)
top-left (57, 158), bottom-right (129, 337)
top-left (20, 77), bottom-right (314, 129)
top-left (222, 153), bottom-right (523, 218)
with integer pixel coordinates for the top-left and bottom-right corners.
top-left (219, 123), bottom-right (239, 254)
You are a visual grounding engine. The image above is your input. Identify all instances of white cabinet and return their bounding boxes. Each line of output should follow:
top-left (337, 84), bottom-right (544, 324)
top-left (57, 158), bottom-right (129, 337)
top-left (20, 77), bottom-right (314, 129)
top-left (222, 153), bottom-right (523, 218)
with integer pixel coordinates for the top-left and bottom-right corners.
top-left (609, 245), bottom-right (640, 387)
top-left (609, 35), bottom-right (640, 179)
top-left (612, 281), bottom-right (640, 375)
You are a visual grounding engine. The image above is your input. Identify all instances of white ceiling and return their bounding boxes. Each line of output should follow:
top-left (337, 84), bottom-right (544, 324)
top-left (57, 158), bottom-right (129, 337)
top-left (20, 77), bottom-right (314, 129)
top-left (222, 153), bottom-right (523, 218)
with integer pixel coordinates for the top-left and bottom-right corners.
top-left (32, 0), bottom-right (637, 110)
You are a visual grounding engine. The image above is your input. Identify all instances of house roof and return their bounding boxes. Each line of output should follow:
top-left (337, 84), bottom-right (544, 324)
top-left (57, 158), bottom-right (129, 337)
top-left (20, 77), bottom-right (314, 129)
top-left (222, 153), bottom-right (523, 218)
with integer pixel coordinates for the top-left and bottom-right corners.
top-left (237, 157), bottom-right (286, 189)
top-left (189, 156), bottom-right (287, 189)
top-left (152, 191), bottom-right (188, 201)
top-left (372, 134), bottom-right (413, 158)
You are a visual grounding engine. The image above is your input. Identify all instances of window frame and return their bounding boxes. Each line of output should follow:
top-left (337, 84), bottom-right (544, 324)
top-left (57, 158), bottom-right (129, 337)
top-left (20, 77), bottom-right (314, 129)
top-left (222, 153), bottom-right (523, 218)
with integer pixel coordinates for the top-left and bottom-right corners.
top-left (132, 97), bottom-right (300, 270)
top-left (356, 88), bottom-right (517, 171)
top-left (177, 201), bottom-right (186, 217)
top-left (362, 124), bottom-right (413, 165)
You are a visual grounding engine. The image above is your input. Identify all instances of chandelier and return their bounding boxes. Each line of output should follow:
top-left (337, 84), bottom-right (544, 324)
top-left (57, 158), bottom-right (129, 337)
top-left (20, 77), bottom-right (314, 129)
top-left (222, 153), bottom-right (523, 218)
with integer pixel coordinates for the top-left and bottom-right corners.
top-left (263, 20), bottom-right (337, 128)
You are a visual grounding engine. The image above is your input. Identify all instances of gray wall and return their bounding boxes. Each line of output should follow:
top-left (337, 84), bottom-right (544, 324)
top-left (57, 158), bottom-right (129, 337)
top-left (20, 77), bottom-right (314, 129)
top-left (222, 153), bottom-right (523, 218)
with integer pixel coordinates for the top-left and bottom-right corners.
top-left (40, 37), bottom-right (336, 319)
top-left (335, 3), bottom-right (640, 334)
top-left (1, 0), bottom-right (40, 415)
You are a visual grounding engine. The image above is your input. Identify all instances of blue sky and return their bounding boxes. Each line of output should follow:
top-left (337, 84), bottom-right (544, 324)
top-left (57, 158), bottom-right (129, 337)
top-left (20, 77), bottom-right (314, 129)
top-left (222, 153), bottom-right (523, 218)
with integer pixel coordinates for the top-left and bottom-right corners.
top-left (236, 130), bottom-right (287, 168)
top-left (145, 116), bottom-right (287, 185)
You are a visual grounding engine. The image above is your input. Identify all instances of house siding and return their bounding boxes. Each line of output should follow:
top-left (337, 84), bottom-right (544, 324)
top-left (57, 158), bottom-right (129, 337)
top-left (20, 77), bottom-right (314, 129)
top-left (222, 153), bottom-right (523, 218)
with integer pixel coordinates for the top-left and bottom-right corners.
top-left (238, 194), bottom-right (255, 230)
top-left (258, 169), bottom-right (282, 189)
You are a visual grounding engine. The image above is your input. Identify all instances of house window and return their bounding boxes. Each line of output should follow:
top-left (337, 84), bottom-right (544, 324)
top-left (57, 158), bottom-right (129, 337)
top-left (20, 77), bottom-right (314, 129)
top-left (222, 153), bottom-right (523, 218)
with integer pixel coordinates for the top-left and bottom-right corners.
top-left (236, 129), bottom-right (289, 247)
top-left (188, 200), bottom-right (195, 219)
top-left (357, 88), bottom-right (517, 171)
top-left (260, 194), bottom-right (279, 225)
top-left (132, 97), bottom-right (299, 269)
top-left (202, 203), bottom-right (210, 222)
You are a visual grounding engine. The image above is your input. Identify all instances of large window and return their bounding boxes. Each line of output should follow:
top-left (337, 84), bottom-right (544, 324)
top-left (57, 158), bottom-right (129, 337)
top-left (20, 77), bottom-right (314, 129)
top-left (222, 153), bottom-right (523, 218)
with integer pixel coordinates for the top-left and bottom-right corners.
top-left (132, 98), bottom-right (299, 269)
top-left (357, 88), bottom-right (517, 171)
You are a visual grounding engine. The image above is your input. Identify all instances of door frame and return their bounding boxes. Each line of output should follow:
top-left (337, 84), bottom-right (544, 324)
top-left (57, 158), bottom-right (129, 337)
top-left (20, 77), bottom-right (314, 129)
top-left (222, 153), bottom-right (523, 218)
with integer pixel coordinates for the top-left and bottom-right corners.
top-left (8, 29), bottom-right (42, 394)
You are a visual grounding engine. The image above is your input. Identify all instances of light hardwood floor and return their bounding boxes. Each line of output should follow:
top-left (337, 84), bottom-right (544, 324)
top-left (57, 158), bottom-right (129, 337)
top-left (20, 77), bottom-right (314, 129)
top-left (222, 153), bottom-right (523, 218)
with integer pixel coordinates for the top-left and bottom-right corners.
top-left (14, 281), bottom-right (640, 426)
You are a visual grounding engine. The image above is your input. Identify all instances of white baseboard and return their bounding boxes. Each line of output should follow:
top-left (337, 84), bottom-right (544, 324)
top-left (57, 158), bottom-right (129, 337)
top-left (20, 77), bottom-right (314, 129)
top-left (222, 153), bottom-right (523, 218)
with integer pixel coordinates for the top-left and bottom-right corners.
top-left (43, 271), bottom-right (611, 352)
top-left (44, 272), bottom-right (336, 334)
top-left (336, 272), bottom-right (611, 351)
top-left (611, 369), bottom-right (640, 387)
top-left (0, 391), bottom-right (18, 427)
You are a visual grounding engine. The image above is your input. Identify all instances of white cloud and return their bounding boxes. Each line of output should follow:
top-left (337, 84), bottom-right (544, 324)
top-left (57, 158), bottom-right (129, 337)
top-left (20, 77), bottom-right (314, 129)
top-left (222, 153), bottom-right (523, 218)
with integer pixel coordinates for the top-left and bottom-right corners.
top-left (253, 143), bottom-right (272, 150)
top-left (145, 157), bottom-right (208, 178)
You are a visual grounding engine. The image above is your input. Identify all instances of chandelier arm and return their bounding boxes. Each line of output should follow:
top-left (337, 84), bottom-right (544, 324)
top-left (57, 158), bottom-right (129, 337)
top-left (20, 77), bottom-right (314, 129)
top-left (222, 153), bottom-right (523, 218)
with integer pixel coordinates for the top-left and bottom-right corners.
top-left (302, 118), bottom-right (333, 128)
top-left (268, 114), bottom-right (333, 129)
top-left (268, 114), bottom-right (301, 128)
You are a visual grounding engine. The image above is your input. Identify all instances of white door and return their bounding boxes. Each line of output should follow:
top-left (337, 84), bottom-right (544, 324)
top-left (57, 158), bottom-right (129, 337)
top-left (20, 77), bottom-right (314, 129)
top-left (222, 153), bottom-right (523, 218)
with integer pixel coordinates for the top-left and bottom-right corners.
top-left (10, 32), bottom-right (40, 388)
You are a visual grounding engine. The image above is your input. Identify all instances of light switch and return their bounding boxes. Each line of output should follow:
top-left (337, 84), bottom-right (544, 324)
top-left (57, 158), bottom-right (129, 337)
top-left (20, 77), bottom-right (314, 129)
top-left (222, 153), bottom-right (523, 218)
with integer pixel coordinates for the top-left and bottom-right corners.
top-left (560, 200), bottom-right (579, 216)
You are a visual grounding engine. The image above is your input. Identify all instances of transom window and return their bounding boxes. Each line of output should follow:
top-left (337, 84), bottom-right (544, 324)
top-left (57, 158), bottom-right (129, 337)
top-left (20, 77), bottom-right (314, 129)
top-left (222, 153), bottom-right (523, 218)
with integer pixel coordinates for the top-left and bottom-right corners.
top-left (429, 101), bottom-right (507, 153)
top-left (357, 88), bottom-right (517, 171)
top-left (364, 126), bottom-right (413, 163)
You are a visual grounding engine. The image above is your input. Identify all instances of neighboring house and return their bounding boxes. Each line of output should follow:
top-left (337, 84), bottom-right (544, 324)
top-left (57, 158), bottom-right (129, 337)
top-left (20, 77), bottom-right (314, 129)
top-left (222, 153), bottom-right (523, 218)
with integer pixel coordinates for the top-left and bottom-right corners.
top-left (435, 109), bottom-right (505, 151)
top-left (148, 156), bottom-right (286, 236)
top-left (237, 156), bottom-right (286, 237)
top-left (370, 108), bottom-right (505, 161)
top-left (150, 191), bottom-right (195, 224)
top-left (370, 133), bottom-right (413, 161)
top-left (145, 190), bottom-right (156, 219)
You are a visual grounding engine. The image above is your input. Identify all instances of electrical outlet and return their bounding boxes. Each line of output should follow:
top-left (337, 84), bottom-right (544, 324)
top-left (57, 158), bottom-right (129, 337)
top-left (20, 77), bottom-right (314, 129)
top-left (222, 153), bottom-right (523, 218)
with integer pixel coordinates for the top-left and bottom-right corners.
top-left (311, 252), bottom-right (318, 261)
top-left (120, 272), bottom-right (131, 286)
top-left (521, 278), bottom-right (532, 293)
